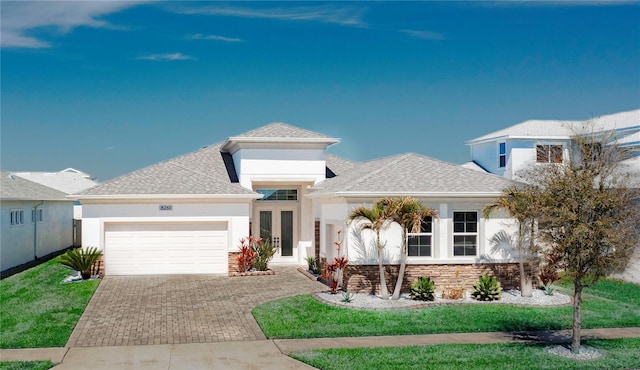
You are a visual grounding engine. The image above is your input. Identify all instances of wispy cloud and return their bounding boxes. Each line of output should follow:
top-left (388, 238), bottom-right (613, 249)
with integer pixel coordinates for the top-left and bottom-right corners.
top-left (172, 5), bottom-right (366, 27)
top-left (400, 29), bottom-right (446, 41)
top-left (186, 33), bottom-right (244, 43)
top-left (136, 53), bottom-right (194, 61)
top-left (1, 1), bottom-right (144, 48)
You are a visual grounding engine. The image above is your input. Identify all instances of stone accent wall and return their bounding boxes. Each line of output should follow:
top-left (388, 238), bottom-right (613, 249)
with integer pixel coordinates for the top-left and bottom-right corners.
top-left (228, 252), bottom-right (241, 276)
top-left (93, 255), bottom-right (104, 277)
top-left (314, 220), bottom-right (320, 261)
top-left (343, 263), bottom-right (536, 294)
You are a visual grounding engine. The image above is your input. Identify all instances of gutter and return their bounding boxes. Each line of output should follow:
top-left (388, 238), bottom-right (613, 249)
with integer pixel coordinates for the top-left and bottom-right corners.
top-left (33, 201), bottom-right (44, 259)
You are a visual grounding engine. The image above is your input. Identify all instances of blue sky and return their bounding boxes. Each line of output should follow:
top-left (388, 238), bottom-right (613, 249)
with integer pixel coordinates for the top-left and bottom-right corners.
top-left (2, 1), bottom-right (639, 181)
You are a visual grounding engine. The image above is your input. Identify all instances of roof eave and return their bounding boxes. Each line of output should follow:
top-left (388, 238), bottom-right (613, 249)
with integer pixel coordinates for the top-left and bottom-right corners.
top-left (73, 193), bottom-right (261, 200)
top-left (465, 135), bottom-right (573, 145)
top-left (307, 191), bottom-right (503, 199)
top-left (221, 137), bottom-right (340, 152)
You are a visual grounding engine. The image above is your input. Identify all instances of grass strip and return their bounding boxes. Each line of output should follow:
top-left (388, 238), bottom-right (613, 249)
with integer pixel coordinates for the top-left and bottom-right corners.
top-left (0, 361), bottom-right (55, 370)
top-left (291, 338), bottom-right (640, 370)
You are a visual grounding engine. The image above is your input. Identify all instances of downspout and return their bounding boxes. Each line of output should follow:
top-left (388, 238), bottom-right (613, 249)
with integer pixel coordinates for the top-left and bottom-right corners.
top-left (33, 201), bottom-right (44, 259)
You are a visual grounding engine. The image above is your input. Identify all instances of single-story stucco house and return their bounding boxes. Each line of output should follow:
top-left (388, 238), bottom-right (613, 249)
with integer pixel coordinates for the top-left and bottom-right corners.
top-left (75, 123), bottom-right (524, 292)
top-left (1, 171), bottom-right (75, 272)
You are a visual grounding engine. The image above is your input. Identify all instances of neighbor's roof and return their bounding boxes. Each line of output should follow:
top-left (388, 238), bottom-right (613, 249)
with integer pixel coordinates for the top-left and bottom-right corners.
top-left (466, 109), bottom-right (640, 144)
top-left (310, 153), bottom-right (516, 197)
top-left (75, 143), bottom-right (257, 199)
top-left (13, 169), bottom-right (98, 194)
top-left (1, 171), bottom-right (71, 201)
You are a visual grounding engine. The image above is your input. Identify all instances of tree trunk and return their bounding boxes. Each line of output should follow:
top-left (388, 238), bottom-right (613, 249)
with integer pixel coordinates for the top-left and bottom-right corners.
top-left (517, 223), bottom-right (533, 297)
top-left (377, 233), bottom-right (389, 299)
top-left (572, 281), bottom-right (583, 354)
top-left (519, 260), bottom-right (533, 297)
top-left (391, 233), bottom-right (407, 300)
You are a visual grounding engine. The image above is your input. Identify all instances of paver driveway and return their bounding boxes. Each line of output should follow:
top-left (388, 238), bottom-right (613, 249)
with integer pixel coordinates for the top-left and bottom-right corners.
top-left (67, 267), bottom-right (325, 347)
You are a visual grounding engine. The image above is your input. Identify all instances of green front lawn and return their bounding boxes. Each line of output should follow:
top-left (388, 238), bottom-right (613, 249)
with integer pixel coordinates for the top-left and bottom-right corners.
top-left (291, 338), bottom-right (640, 370)
top-left (253, 278), bottom-right (640, 339)
top-left (0, 259), bottom-right (100, 348)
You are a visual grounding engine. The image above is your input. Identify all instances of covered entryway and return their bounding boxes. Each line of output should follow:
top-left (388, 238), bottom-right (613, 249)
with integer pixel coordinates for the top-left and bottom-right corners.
top-left (104, 222), bottom-right (228, 275)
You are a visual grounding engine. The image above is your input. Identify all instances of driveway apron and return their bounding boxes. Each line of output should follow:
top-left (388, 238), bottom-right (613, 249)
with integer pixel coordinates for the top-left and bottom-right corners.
top-left (66, 267), bottom-right (325, 347)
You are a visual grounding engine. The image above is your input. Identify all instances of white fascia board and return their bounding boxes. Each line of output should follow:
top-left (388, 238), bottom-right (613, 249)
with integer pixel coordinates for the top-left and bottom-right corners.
top-left (221, 137), bottom-right (340, 152)
top-left (307, 191), bottom-right (503, 199)
top-left (73, 193), bottom-right (261, 201)
top-left (465, 135), bottom-right (571, 145)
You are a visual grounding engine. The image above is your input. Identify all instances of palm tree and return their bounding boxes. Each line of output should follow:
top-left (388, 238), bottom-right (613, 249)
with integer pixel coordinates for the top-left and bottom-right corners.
top-left (381, 197), bottom-right (438, 300)
top-left (348, 203), bottom-right (390, 299)
top-left (483, 186), bottom-right (540, 297)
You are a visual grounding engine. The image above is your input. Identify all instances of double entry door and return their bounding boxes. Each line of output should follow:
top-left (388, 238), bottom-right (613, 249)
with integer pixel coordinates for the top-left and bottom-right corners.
top-left (253, 205), bottom-right (298, 261)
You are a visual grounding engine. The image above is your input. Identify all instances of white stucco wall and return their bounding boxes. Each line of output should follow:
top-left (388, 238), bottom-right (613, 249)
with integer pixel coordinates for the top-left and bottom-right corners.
top-left (1, 200), bottom-right (74, 271)
top-left (232, 148), bottom-right (327, 189)
top-left (81, 201), bottom-right (251, 253)
top-left (321, 198), bottom-right (519, 266)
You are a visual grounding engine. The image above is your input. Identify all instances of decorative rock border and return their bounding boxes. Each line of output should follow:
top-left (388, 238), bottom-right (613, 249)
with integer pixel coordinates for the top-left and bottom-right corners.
top-left (230, 270), bottom-right (275, 277)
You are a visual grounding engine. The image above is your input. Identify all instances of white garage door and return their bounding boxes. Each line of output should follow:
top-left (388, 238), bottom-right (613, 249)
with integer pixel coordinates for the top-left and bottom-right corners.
top-left (104, 222), bottom-right (228, 275)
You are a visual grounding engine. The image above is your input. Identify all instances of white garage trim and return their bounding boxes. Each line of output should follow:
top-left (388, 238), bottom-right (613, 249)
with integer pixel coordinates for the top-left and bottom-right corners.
top-left (104, 221), bottom-right (229, 275)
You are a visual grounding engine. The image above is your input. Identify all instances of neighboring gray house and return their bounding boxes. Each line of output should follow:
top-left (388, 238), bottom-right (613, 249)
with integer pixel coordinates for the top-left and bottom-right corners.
top-left (1, 171), bottom-right (75, 272)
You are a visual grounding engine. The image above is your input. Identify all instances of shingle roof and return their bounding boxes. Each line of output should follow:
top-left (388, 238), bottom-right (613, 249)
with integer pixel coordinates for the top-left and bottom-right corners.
top-left (466, 109), bottom-right (640, 144)
top-left (75, 143), bottom-right (256, 197)
top-left (325, 154), bottom-right (358, 176)
top-left (1, 171), bottom-right (71, 201)
top-left (235, 122), bottom-right (335, 139)
top-left (312, 153), bottom-right (515, 196)
top-left (13, 170), bottom-right (98, 194)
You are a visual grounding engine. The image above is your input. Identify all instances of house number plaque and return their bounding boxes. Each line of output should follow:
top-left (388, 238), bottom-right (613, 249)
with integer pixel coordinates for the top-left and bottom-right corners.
top-left (159, 205), bottom-right (173, 211)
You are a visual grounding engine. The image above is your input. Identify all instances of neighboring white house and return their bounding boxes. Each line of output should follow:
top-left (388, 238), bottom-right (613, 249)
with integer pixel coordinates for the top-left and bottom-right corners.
top-left (13, 168), bottom-right (98, 219)
top-left (75, 123), bottom-right (525, 292)
top-left (464, 109), bottom-right (640, 181)
top-left (1, 171), bottom-right (75, 272)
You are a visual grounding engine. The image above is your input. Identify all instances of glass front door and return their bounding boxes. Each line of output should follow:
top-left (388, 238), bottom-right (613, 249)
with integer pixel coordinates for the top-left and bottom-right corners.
top-left (255, 206), bottom-right (297, 259)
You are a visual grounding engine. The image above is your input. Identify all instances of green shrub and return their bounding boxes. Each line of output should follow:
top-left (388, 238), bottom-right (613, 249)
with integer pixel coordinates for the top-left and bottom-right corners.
top-left (252, 239), bottom-right (278, 271)
top-left (58, 247), bottom-right (102, 279)
top-left (471, 275), bottom-right (502, 301)
top-left (305, 256), bottom-right (319, 273)
top-left (410, 276), bottom-right (435, 301)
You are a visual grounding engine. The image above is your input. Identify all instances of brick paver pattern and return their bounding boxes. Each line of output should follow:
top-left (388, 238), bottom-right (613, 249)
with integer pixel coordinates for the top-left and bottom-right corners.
top-left (66, 267), bottom-right (325, 347)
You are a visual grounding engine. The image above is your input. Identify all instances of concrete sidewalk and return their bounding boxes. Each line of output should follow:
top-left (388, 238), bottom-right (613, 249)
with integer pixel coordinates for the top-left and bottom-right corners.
top-left (2, 327), bottom-right (639, 369)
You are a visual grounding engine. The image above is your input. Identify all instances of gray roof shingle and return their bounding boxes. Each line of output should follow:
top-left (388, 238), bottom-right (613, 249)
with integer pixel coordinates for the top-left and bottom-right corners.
top-left (312, 153), bottom-right (516, 196)
top-left (13, 170), bottom-right (98, 194)
top-left (1, 171), bottom-right (71, 201)
top-left (76, 143), bottom-right (256, 197)
top-left (467, 109), bottom-right (639, 144)
top-left (235, 122), bottom-right (335, 139)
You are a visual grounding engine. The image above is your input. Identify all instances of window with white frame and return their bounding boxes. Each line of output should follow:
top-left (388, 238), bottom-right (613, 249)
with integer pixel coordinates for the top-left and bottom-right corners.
top-left (407, 217), bottom-right (433, 257)
top-left (536, 144), bottom-right (563, 163)
top-left (498, 142), bottom-right (506, 168)
top-left (31, 208), bottom-right (44, 223)
top-left (10, 209), bottom-right (25, 226)
top-left (453, 211), bottom-right (477, 256)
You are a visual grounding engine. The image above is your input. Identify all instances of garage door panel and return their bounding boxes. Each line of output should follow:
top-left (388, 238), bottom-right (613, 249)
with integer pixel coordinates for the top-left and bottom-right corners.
top-left (105, 222), bottom-right (228, 275)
